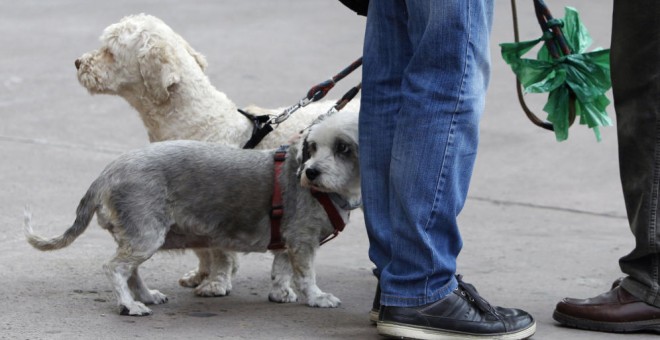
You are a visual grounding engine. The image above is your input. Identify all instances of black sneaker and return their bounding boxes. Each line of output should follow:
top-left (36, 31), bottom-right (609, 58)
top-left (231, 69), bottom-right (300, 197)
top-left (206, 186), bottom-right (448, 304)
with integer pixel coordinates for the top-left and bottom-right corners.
top-left (370, 283), bottom-right (381, 324)
top-left (377, 276), bottom-right (536, 339)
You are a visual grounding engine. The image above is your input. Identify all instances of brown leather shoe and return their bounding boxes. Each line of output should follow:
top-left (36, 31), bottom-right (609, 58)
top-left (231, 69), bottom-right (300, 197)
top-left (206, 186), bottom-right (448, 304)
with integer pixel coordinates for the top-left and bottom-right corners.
top-left (553, 284), bottom-right (660, 333)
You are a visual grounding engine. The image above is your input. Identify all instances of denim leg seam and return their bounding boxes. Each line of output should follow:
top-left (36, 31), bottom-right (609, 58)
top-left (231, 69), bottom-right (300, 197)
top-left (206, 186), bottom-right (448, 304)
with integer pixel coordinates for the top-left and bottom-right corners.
top-left (421, 115), bottom-right (456, 272)
top-left (651, 119), bottom-right (660, 302)
top-left (420, 0), bottom-right (472, 256)
top-left (451, 0), bottom-right (471, 115)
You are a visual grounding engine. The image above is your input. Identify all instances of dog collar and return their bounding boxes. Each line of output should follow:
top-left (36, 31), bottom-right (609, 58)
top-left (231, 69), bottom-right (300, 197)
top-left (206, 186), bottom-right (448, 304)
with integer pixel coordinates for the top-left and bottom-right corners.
top-left (328, 193), bottom-right (361, 211)
top-left (267, 146), bottom-right (350, 250)
top-left (311, 189), bottom-right (348, 246)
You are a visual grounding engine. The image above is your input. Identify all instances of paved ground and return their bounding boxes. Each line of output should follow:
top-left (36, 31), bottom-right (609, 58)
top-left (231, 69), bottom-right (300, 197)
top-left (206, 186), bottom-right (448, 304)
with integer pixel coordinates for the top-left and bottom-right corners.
top-left (1, 1), bottom-right (656, 339)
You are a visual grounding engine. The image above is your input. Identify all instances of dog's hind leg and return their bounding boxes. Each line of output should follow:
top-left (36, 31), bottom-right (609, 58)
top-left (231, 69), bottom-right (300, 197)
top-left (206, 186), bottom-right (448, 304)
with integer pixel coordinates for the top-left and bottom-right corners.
top-left (128, 267), bottom-right (168, 305)
top-left (103, 223), bottom-right (167, 315)
top-left (268, 250), bottom-right (298, 303)
top-left (288, 244), bottom-right (340, 308)
top-left (104, 252), bottom-right (155, 316)
top-left (179, 249), bottom-right (211, 288)
top-left (193, 249), bottom-right (236, 297)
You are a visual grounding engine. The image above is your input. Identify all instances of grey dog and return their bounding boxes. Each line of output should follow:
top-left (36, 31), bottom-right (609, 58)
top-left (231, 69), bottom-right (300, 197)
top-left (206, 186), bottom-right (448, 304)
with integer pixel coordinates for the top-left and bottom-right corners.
top-left (24, 111), bottom-right (360, 316)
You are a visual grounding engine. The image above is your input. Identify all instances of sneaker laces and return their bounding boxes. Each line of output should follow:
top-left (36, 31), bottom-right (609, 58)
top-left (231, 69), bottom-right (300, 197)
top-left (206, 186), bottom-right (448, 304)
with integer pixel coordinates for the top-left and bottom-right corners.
top-left (456, 275), bottom-right (495, 314)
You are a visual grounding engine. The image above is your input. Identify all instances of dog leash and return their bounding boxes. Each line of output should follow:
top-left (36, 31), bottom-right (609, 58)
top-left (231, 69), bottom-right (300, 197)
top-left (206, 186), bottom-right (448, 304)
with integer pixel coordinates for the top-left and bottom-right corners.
top-left (510, 0), bottom-right (576, 131)
top-left (241, 58), bottom-right (363, 149)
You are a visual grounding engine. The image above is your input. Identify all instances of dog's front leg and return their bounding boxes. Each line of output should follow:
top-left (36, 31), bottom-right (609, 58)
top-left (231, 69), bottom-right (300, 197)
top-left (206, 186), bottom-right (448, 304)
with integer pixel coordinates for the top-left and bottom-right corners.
top-left (288, 244), bottom-right (340, 308)
top-left (268, 250), bottom-right (298, 303)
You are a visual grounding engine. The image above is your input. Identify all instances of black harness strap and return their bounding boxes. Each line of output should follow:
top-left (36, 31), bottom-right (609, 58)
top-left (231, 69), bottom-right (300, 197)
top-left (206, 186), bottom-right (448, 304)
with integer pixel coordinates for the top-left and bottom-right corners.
top-left (238, 109), bottom-right (273, 149)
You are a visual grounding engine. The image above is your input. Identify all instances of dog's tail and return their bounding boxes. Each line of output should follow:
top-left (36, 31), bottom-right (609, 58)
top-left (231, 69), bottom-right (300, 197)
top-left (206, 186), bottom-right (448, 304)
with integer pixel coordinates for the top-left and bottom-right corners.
top-left (24, 190), bottom-right (97, 251)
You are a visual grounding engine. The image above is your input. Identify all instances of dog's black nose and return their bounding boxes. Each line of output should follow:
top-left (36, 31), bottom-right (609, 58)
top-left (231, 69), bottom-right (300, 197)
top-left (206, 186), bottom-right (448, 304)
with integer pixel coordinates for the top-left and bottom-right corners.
top-left (75, 59), bottom-right (81, 70)
top-left (305, 168), bottom-right (320, 181)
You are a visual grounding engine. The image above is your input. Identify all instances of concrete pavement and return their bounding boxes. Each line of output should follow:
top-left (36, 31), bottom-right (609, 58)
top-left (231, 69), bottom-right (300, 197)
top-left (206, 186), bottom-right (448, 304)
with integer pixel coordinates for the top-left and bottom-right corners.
top-left (1, 1), bottom-right (655, 339)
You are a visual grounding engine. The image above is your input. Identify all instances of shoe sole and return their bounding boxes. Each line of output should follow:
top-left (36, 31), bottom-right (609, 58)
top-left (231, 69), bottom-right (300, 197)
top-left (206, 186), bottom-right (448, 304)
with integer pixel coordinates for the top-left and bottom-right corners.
top-left (553, 310), bottom-right (660, 333)
top-left (369, 309), bottom-right (379, 324)
top-left (377, 321), bottom-right (536, 339)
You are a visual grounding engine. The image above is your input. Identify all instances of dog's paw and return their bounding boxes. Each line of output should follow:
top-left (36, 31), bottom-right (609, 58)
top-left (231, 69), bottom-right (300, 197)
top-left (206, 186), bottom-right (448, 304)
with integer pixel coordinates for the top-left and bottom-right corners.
top-left (119, 301), bottom-right (152, 316)
top-left (194, 279), bottom-right (231, 297)
top-left (268, 287), bottom-right (298, 303)
top-left (307, 293), bottom-right (341, 308)
top-left (143, 289), bottom-right (168, 305)
top-left (179, 270), bottom-right (208, 288)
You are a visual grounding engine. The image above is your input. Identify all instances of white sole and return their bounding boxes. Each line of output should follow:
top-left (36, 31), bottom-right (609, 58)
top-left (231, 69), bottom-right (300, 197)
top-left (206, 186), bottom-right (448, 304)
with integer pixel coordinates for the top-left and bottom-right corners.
top-left (377, 321), bottom-right (536, 340)
top-left (369, 309), bottom-right (379, 324)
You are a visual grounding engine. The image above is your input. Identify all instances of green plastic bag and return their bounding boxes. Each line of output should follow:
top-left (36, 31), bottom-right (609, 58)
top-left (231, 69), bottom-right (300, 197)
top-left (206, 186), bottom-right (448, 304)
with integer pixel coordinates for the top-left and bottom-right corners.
top-left (500, 7), bottom-right (612, 141)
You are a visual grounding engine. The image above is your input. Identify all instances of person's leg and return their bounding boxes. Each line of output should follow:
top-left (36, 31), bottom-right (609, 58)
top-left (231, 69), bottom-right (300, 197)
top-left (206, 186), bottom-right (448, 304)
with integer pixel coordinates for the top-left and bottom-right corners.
top-left (363, 0), bottom-right (535, 338)
top-left (553, 0), bottom-right (660, 333)
top-left (359, 0), bottom-right (410, 281)
top-left (379, 0), bottom-right (491, 307)
top-left (613, 0), bottom-right (660, 306)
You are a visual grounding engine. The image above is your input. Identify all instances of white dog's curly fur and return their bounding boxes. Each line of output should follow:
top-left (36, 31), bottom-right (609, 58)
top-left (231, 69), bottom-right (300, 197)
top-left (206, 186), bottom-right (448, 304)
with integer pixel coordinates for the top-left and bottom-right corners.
top-left (75, 13), bottom-right (359, 298)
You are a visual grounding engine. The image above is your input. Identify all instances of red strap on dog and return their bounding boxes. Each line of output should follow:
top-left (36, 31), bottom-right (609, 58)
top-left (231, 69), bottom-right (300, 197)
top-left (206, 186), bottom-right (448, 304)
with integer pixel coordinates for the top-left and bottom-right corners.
top-left (311, 189), bottom-right (347, 246)
top-left (267, 147), bottom-right (348, 250)
top-left (268, 148), bottom-right (287, 250)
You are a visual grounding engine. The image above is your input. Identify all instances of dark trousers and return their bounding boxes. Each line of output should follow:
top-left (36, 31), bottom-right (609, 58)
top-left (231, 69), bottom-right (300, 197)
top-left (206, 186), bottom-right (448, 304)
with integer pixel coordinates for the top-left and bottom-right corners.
top-left (613, 0), bottom-right (660, 307)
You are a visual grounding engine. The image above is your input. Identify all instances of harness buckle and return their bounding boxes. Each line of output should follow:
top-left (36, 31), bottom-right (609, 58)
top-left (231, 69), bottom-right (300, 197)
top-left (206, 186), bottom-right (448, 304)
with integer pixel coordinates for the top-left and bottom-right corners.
top-left (274, 149), bottom-right (287, 162)
top-left (270, 206), bottom-right (284, 219)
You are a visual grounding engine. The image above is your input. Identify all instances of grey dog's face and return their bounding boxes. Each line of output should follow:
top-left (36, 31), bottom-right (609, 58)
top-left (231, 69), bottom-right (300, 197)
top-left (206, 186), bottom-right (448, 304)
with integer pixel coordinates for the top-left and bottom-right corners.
top-left (298, 116), bottom-right (361, 202)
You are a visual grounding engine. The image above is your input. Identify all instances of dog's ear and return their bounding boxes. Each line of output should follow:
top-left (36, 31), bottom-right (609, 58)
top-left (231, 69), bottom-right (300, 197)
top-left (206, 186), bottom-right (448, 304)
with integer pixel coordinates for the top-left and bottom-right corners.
top-left (183, 41), bottom-right (207, 71)
top-left (295, 133), bottom-right (311, 178)
top-left (138, 41), bottom-right (181, 104)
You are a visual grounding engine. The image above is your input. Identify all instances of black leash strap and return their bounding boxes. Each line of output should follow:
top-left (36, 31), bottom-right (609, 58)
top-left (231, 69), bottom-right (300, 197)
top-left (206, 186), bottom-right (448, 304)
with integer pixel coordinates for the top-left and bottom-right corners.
top-left (333, 82), bottom-right (362, 112)
top-left (304, 57), bottom-right (363, 105)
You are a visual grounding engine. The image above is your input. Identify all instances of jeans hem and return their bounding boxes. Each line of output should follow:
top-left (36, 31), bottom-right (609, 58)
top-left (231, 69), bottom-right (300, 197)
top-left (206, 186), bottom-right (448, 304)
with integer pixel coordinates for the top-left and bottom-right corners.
top-left (380, 276), bottom-right (458, 307)
top-left (621, 277), bottom-right (660, 308)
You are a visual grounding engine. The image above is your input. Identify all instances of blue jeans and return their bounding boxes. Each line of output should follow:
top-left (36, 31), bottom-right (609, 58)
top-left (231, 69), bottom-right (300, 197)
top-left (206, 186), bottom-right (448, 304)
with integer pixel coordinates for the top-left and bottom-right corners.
top-left (359, 0), bottom-right (494, 307)
top-left (612, 0), bottom-right (660, 307)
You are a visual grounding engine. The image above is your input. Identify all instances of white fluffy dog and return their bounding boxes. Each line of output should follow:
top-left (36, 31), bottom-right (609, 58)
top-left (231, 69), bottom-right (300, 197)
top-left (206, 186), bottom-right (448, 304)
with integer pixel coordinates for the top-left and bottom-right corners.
top-left (75, 14), bottom-right (359, 298)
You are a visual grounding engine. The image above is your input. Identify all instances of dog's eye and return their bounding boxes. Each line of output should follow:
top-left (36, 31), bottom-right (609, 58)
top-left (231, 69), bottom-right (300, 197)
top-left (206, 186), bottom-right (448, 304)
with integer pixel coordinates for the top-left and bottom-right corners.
top-left (308, 142), bottom-right (317, 154)
top-left (336, 142), bottom-right (351, 155)
top-left (101, 48), bottom-right (115, 61)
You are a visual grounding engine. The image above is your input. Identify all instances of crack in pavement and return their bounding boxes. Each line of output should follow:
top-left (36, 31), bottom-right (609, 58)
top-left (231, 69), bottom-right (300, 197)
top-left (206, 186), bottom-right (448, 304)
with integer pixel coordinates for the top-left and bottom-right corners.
top-left (468, 196), bottom-right (627, 220)
top-left (0, 135), bottom-right (126, 155)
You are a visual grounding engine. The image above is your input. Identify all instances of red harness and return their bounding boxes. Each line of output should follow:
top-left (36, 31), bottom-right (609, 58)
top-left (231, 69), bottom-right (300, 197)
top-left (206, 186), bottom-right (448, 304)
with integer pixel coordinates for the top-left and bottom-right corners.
top-left (267, 147), bottom-right (346, 250)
